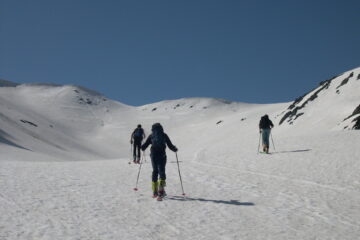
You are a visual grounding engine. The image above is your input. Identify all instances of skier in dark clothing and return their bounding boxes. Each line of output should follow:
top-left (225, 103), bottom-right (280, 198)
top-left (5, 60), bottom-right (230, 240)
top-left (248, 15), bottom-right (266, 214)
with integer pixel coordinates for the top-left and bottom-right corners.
top-left (130, 124), bottom-right (145, 163)
top-left (259, 114), bottom-right (274, 153)
top-left (141, 123), bottom-right (177, 198)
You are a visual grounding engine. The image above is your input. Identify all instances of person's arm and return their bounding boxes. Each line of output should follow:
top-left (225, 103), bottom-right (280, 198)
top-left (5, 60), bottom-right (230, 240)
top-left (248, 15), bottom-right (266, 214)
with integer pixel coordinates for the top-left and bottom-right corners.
top-left (270, 120), bottom-right (274, 129)
top-left (165, 134), bottom-right (178, 152)
top-left (142, 129), bottom-right (146, 139)
top-left (141, 135), bottom-right (152, 151)
top-left (130, 130), bottom-right (134, 143)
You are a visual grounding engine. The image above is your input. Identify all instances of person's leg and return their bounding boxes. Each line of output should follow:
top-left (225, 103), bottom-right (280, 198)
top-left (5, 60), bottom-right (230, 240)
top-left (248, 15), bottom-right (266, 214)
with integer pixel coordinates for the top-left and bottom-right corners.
top-left (158, 156), bottom-right (167, 181)
top-left (133, 142), bottom-right (137, 162)
top-left (261, 130), bottom-right (267, 151)
top-left (151, 155), bottom-right (159, 195)
top-left (263, 129), bottom-right (270, 153)
top-left (158, 156), bottom-right (167, 196)
top-left (135, 142), bottom-right (141, 162)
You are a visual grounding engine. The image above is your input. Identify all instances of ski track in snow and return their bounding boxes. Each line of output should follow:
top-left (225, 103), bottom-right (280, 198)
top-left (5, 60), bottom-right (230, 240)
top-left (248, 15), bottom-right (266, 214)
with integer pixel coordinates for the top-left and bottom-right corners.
top-left (188, 160), bottom-right (359, 227)
top-left (1, 131), bottom-right (360, 239)
top-left (190, 160), bottom-right (348, 192)
top-left (1, 152), bottom-right (359, 240)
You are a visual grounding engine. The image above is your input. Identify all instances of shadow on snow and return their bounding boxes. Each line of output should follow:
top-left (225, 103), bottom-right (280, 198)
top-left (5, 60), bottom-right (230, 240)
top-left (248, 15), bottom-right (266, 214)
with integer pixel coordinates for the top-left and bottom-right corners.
top-left (272, 149), bottom-right (312, 154)
top-left (167, 196), bottom-right (255, 206)
top-left (0, 129), bottom-right (32, 151)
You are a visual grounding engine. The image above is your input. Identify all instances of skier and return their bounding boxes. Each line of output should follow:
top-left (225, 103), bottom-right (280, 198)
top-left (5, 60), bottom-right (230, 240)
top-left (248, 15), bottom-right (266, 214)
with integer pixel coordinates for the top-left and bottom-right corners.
top-left (141, 123), bottom-right (178, 199)
top-left (259, 114), bottom-right (274, 153)
top-left (130, 124), bottom-right (145, 163)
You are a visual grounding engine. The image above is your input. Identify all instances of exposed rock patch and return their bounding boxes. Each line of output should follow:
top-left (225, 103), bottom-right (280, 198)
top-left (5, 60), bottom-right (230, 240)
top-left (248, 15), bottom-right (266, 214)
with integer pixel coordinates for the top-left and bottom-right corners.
top-left (336, 72), bottom-right (353, 89)
top-left (20, 120), bottom-right (38, 127)
top-left (279, 76), bottom-right (335, 125)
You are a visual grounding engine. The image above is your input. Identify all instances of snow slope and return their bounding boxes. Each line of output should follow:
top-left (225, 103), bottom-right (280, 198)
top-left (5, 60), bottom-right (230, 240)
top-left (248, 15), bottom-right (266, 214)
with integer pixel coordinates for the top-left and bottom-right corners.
top-left (0, 67), bottom-right (360, 240)
top-left (278, 67), bottom-right (360, 131)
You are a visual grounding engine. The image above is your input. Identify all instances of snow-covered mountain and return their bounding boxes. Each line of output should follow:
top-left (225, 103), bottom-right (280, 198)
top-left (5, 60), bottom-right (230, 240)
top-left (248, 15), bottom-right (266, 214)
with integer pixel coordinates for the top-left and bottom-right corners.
top-left (1, 67), bottom-right (359, 161)
top-left (278, 67), bottom-right (360, 131)
top-left (0, 67), bottom-right (359, 240)
top-left (0, 82), bottom-right (130, 160)
top-left (0, 79), bottom-right (275, 161)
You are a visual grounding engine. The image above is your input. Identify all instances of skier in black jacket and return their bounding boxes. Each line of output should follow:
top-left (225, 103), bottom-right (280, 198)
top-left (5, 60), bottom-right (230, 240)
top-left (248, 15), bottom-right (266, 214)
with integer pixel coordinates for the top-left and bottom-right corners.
top-left (130, 124), bottom-right (145, 163)
top-left (141, 123), bottom-right (177, 198)
top-left (259, 114), bottom-right (274, 153)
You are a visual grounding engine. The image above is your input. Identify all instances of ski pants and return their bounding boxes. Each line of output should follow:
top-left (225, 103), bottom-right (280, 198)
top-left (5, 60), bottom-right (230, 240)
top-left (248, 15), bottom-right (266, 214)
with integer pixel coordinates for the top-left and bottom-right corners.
top-left (133, 140), bottom-right (142, 160)
top-left (261, 128), bottom-right (271, 147)
top-left (151, 153), bottom-right (167, 182)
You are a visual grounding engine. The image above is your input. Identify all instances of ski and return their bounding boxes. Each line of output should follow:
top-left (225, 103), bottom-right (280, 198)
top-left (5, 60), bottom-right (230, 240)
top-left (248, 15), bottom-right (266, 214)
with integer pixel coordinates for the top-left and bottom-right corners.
top-left (129, 160), bottom-right (141, 165)
top-left (259, 151), bottom-right (270, 154)
top-left (155, 191), bottom-right (166, 201)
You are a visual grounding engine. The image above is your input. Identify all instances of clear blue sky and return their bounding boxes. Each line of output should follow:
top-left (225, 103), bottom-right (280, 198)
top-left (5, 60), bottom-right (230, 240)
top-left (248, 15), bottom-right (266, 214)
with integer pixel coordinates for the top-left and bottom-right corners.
top-left (1, 0), bottom-right (359, 106)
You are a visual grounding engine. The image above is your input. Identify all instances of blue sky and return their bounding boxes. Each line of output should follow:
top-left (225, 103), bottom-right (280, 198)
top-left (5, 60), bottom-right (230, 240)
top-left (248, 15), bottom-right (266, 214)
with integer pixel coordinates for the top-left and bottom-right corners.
top-left (1, 0), bottom-right (359, 106)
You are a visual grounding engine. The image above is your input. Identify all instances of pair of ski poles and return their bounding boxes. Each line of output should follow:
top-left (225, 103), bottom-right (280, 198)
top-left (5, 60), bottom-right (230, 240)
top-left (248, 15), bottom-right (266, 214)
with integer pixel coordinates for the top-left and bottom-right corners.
top-left (133, 152), bottom-right (186, 196)
top-left (257, 130), bottom-right (276, 153)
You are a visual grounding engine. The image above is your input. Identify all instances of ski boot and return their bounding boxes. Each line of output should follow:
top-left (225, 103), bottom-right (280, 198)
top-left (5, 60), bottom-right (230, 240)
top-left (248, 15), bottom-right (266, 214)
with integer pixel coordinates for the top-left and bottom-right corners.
top-left (262, 145), bottom-right (269, 154)
top-left (152, 181), bottom-right (158, 198)
top-left (158, 179), bottom-right (167, 198)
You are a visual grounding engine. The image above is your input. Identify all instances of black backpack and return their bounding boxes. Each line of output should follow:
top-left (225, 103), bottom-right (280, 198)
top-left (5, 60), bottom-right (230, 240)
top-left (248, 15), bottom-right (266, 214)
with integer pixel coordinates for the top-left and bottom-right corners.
top-left (259, 116), bottom-right (272, 129)
top-left (151, 123), bottom-right (166, 151)
top-left (133, 128), bottom-right (143, 139)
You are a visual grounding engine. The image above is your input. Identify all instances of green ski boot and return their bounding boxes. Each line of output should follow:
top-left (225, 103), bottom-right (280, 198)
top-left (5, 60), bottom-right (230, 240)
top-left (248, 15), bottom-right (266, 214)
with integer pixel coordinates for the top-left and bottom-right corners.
top-left (152, 181), bottom-right (158, 198)
top-left (158, 179), bottom-right (166, 198)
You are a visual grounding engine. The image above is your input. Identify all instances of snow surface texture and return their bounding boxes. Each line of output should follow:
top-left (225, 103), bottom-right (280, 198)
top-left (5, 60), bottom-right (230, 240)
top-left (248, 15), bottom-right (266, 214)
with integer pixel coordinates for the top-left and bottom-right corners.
top-left (0, 67), bottom-right (360, 240)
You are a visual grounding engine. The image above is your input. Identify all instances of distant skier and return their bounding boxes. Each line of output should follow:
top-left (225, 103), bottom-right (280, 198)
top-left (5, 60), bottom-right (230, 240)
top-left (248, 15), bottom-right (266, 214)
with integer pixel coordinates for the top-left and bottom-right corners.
top-left (141, 123), bottom-right (178, 199)
top-left (130, 124), bottom-right (145, 163)
top-left (259, 114), bottom-right (274, 153)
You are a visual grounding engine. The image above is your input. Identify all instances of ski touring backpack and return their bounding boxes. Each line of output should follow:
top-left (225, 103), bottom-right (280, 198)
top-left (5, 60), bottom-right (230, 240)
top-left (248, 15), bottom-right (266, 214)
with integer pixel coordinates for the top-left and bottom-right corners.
top-left (133, 128), bottom-right (144, 140)
top-left (151, 123), bottom-right (166, 151)
top-left (259, 115), bottom-right (272, 129)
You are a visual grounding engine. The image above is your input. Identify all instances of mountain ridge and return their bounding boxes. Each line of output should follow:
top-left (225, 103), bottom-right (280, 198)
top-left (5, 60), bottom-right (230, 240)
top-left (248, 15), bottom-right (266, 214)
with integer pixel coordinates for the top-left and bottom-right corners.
top-left (0, 66), bottom-right (359, 161)
top-left (278, 67), bottom-right (360, 130)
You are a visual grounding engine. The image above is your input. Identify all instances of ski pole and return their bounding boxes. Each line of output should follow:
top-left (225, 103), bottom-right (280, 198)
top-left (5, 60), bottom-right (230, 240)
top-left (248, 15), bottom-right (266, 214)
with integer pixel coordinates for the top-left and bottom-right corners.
top-left (257, 131), bottom-right (261, 154)
top-left (133, 154), bottom-right (144, 191)
top-left (175, 152), bottom-right (186, 196)
top-left (270, 131), bottom-right (276, 152)
top-left (129, 143), bottom-right (133, 164)
top-left (143, 148), bottom-right (147, 163)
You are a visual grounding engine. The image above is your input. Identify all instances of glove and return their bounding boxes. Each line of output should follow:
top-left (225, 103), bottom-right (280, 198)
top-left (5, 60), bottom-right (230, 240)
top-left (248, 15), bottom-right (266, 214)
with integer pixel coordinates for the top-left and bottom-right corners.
top-left (130, 140), bottom-right (133, 144)
top-left (174, 146), bottom-right (178, 152)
